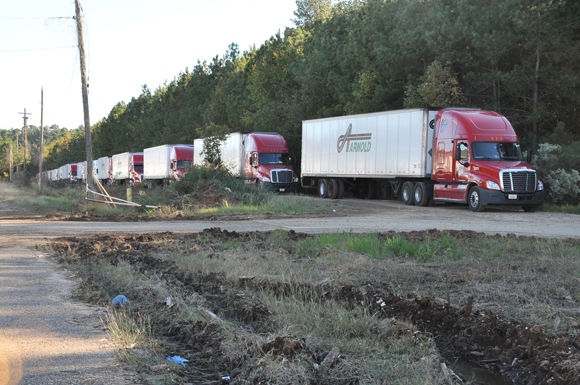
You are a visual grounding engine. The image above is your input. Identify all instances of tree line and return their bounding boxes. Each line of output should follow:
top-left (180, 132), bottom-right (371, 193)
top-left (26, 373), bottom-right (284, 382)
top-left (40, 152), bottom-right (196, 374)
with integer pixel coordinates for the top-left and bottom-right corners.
top-left (2, 0), bottom-right (579, 180)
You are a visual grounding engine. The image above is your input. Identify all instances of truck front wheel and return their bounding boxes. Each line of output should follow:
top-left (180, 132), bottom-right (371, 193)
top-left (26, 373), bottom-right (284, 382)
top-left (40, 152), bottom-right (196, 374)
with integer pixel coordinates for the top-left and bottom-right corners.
top-left (401, 181), bottom-right (415, 205)
top-left (468, 186), bottom-right (485, 212)
top-left (318, 179), bottom-right (328, 199)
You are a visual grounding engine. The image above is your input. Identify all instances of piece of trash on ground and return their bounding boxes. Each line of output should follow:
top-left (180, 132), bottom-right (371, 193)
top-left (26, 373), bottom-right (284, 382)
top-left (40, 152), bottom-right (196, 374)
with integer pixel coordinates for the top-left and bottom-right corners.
top-left (112, 295), bottom-right (127, 306)
top-left (167, 356), bottom-right (189, 366)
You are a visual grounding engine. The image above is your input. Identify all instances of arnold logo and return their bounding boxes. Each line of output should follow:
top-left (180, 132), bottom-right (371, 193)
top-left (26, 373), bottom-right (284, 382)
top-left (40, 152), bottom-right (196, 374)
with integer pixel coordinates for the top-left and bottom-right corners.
top-left (337, 124), bottom-right (372, 153)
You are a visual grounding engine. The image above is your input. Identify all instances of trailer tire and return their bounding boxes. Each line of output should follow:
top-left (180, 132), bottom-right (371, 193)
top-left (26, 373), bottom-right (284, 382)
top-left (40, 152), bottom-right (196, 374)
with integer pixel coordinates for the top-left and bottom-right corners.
top-left (328, 179), bottom-right (339, 199)
top-left (401, 181), bottom-right (415, 205)
top-left (336, 179), bottom-right (345, 199)
top-left (414, 182), bottom-right (430, 206)
top-left (318, 179), bottom-right (328, 198)
top-left (468, 186), bottom-right (485, 212)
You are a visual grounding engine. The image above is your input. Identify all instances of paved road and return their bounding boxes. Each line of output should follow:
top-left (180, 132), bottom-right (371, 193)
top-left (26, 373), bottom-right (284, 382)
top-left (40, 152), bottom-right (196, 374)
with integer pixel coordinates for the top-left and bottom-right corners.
top-left (1, 199), bottom-right (579, 239)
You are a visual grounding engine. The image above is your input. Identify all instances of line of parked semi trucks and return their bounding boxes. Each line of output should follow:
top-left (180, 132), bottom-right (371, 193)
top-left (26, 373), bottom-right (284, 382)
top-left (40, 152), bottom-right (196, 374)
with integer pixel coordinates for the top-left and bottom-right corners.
top-left (42, 107), bottom-right (545, 212)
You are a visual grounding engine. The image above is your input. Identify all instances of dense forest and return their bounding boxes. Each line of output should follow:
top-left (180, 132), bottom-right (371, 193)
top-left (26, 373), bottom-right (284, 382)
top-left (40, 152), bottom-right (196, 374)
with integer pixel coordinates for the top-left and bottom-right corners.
top-left (2, 0), bottom-right (579, 184)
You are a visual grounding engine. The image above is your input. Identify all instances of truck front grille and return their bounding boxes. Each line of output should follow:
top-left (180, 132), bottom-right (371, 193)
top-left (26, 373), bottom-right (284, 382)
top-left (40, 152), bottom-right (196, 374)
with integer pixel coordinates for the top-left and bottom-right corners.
top-left (271, 170), bottom-right (293, 183)
top-left (501, 170), bottom-right (537, 193)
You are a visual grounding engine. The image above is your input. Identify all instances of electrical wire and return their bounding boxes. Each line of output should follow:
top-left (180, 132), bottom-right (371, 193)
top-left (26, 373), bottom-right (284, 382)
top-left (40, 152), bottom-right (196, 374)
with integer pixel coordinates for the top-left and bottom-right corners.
top-left (0, 46), bottom-right (76, 53)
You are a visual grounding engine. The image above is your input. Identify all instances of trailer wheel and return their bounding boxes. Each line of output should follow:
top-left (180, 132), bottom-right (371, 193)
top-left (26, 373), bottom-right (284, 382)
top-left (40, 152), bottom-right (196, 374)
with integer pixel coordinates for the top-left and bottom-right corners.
top-left (468, 186), bottom-right (485, 212)
top-left (414, 182), bottom-right (430, 206)
top-left (336, 179), bottom-right (345, 199)
top-left (401, 181), bottom-right (415, 205)
top-left (328, 179), bottom-right (339, 199)
top-left (318, 179), bottom-right (328, 198)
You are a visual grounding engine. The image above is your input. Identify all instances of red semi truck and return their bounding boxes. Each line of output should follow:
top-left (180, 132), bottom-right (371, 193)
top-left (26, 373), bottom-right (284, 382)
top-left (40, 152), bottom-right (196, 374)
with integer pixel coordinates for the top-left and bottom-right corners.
top-left (194, 132), bottom-right (299, 192)
top-left (301, 108), bottom-right (544, 212)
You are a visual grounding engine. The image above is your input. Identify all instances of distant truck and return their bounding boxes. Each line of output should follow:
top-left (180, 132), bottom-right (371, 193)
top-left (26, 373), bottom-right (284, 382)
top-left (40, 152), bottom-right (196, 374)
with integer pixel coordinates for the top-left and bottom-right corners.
top-left (79, 160), bottom-right (99, 181)
top-left (112, 152), bottom-right (144, 186)
top-left (57, 163), bottom-right (78, 182)
top-left (194, 132), bottom-right (299, 192)
top-left (301, 108), bottom-right (544, 212)
top-left (143, 144), bottom-right (194, 187)
top-left (97, 156), bottom-right (112, 185)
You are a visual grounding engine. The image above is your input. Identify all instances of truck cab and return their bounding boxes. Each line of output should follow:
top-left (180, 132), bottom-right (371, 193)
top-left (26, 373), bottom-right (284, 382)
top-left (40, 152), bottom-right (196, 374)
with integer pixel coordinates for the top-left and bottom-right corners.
top-left (243, 133), bottom-right (299, 192)
top-left (169, 145), bottom-right (194, 181)
top-left (432, 109), bottom-right (544, 212)
top-left (130, 153), bottom-right (144, 186)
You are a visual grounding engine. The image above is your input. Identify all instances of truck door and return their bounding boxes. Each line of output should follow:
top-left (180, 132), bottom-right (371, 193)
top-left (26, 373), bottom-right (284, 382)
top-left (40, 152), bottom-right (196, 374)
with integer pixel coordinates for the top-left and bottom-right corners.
top-left (451, 141), bottom-right (470, 200)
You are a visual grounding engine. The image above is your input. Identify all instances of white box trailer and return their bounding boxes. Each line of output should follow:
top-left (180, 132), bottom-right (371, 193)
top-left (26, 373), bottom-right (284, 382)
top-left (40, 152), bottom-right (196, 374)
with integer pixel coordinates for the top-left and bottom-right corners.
top-left (112, 152), bottom-right (132, 180)
top-left (76, 162), bottom-right (84, 181)
top-left (58, 164), bottom-right (70, 181)
top-left (144, 145), bottom-right (172, 180)
top-left (301, 108), bottom-right (438, 198)
top-left (194, 133), bottom-right (246, 176)
top-left (97, 156), bottom-right (111, 183)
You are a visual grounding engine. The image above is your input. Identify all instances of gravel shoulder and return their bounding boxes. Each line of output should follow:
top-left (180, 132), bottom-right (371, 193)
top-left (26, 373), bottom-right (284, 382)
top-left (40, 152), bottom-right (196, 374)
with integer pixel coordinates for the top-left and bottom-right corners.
top-left (0, 235), bottom-right (138, 385)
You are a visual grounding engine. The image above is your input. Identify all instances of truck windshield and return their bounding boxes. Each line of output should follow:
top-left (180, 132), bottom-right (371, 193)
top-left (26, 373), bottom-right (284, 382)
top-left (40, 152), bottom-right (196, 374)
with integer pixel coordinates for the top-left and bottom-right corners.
top-left (134, 165), bottom-right (144, 172)
top-left (472, 142), bottom-right (522, 161)
top-left (177, 160), bottom-right (193, 169)
top-left (258, 153), bottom-right (291, 165)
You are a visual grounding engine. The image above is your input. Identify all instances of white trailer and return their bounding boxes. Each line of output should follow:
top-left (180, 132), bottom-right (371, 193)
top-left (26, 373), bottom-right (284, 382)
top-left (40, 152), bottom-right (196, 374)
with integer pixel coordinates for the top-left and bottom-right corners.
top-left (143, 144), bottom-right (194, 187)
top-left (97, 156), bottom-right (111, 183)
top-left (76, 162), bottom-right (84, 182)
top-left (194, 133), bottom-right (246, 176)
top-left (58, 164), bottom-right (70, 181)
top-left (301, 108), bottom-right (438, 199)
top-left (112, 152), bottom-right (131, 181)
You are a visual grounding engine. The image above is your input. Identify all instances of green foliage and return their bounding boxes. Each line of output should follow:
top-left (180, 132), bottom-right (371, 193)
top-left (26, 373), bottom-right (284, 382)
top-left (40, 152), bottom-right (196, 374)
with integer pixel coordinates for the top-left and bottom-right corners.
top-left (532, 142), bottom-right (580, 204)
top-left (292, 0), bottom-right (334, 30)
top-left (404, 61), bottom-right (466, 108)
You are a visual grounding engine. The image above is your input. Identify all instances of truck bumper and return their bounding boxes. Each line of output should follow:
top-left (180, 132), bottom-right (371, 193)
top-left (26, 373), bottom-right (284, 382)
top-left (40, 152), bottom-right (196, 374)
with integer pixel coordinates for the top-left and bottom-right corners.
top-left (480, 188), bottom-right (544, 207)
top-left (261, 181), bottom-right (300, 192)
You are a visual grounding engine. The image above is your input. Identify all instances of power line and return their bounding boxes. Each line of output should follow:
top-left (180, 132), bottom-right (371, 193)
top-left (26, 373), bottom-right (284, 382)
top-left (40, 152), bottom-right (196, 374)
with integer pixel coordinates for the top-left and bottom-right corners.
top-left (0, 46), bottom-right (76, 53)
top-left (0, 16), bottom-right (72, 19)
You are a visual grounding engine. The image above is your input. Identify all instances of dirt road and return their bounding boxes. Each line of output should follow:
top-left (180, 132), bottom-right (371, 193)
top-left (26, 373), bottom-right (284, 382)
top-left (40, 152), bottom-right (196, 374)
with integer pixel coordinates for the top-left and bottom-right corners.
top-left (1, 198), bottom-right (579, 384)
top-left (1, 199), bottom-right (579, 239)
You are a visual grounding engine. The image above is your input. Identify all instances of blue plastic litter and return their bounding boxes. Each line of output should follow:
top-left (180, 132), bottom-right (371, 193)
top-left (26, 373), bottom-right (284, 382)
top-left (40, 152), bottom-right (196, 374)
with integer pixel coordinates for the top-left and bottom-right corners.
top-left (167, 356), bottom-right (189, 366)
top-left (112, 295), bottom-right (127, 306)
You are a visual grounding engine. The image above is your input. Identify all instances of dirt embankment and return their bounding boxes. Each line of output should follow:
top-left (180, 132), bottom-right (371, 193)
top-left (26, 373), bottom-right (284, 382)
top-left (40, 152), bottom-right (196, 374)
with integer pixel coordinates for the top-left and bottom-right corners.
top-left (51, 229), bottom-right (580, 385)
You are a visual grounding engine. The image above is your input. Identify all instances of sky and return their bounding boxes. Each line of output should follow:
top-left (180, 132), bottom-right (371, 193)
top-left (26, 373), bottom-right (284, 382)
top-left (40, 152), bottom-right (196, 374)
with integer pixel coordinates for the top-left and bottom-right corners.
top-left (0, 0), bottom-right (298, 131)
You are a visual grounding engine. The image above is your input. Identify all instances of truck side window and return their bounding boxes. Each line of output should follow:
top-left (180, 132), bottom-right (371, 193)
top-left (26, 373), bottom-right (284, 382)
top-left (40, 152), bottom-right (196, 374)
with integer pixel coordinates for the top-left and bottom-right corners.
top-left (459, 142), bottom-right (469, 161)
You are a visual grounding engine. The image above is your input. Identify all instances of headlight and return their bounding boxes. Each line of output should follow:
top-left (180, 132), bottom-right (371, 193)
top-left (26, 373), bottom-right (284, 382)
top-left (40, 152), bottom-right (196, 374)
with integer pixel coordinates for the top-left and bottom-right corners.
top-left (537, 180), bottom-right (544, 191)
top-left (294, 177), bottom-right (299, 183)
top-left (486, 181), bottom-right (501, 190)
top-left (262, 176), bottom-right (271, 182)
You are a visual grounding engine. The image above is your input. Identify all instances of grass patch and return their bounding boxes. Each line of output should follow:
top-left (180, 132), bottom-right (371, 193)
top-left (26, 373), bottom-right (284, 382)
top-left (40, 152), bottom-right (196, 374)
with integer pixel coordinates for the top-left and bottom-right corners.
top-left (541, 203), bottom-right (580, 215)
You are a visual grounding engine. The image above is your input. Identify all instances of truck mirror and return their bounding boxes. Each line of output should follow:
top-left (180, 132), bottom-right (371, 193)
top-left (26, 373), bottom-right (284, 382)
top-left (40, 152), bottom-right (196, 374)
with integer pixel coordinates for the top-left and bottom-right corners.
top-left (455, 145), bottom-right (461, 161)
top-left (249, 156), bottom-right (253, 166)
top-left (526, 150), bottom-right (532, 163)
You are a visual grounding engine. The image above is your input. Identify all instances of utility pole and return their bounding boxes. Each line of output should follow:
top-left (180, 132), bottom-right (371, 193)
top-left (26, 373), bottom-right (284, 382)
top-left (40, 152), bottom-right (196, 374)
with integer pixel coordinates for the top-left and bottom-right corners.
top-left (75, 0), bottom-right (94, 196)
top-left (9, 145), bottom-right (13, 183)
top-left (16, 131), bottom-right (19, 177)
top-left (39, 87), bottom-right (44, 190)
top-left (18, 108), bottom-right (31, 176)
